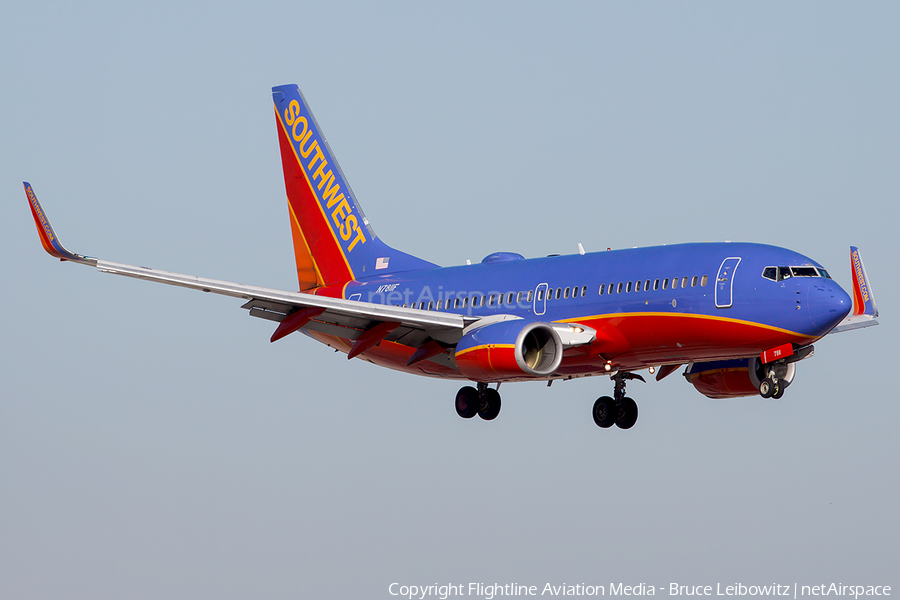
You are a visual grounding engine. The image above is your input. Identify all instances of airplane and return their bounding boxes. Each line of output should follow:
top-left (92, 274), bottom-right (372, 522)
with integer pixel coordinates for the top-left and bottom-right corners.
top-left (24, 83), bottom-right (880, 430)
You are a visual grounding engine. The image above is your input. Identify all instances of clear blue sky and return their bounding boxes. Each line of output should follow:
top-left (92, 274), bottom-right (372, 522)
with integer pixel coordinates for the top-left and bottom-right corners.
top-left (2, 2), bottom-right (897, 598)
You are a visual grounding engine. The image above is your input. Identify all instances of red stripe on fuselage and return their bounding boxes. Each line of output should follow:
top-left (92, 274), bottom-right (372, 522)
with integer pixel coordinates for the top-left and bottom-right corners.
top-left (454, 344), bottom-right (519, 381)
top-left (572, 312), bottom-right (815, 370)
top-left (301, 312), bottom-right (816, 383)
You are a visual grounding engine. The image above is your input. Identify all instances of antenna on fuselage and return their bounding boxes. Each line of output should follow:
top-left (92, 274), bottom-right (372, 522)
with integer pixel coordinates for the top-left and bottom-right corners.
top-left (578, 243), bottom-right (585, 255)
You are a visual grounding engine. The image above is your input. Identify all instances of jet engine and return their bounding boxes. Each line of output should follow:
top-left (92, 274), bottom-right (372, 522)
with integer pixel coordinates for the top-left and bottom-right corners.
top-left (454, 320), bottom-right (563, 381)
top-left (685, 358), bottom-right (796, 399)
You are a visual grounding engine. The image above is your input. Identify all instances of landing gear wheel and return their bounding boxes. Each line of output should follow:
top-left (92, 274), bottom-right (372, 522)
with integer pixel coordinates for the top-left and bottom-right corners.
top-left (592, 396), bottom-right (617, 428)
top-left (616, 397), bottom-right (638, 429)
top-left (772, 380), bottom-right (785, 399)
top-left (759, 377), bottom-right (776, 399)
top-left (478, 388), bottom-right (502, 421)
top-left (455, 386), bottom-right (479, 419)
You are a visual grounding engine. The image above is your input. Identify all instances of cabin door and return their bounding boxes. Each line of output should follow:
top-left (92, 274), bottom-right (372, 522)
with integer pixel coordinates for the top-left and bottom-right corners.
top-left (715, 257), bottom-right (741, 308)
top-left (533, 283), bottom-right (548, 316)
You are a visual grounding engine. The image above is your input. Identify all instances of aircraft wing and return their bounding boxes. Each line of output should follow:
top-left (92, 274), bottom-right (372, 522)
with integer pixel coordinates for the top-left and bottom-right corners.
top-left (24, 183), bottom-right (473, 350)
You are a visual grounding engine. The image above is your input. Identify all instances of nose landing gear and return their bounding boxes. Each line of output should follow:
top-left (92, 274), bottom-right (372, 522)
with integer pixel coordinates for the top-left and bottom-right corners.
top-left (592, 372), bottom-right (644, 430)
top-left (455, 382), bottom-right (502, 421)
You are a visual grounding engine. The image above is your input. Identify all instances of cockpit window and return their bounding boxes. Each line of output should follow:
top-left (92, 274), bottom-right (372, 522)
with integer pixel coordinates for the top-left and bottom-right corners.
top-left (763, 265), bottom-right (831, 281)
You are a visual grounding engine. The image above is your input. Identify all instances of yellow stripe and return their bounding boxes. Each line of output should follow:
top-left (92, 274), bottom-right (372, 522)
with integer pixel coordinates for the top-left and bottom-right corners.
top-left (274, 103), bottom-right (356, 281)
top-left (553, 311), bottom-right (816, 341)
top-left (455, 343), bottom-right (515, 357)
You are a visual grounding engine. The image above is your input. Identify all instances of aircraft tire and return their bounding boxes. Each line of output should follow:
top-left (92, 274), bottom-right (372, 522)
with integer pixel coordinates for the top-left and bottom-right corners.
top-left (616, 397), bottom-right (638, 429)
top-left (772, 380), bottom-right (784, 399)
top-left (759, 378), bottom-right (775, 398)
top-left (592, 396), bottom-right (617, 428)
top-left (478, 388), bottom-right (502, 421)
top-left (455, 386), bottom-right (480, 419)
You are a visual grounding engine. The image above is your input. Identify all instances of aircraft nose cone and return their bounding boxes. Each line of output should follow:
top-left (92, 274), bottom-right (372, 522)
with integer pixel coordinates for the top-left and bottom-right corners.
top-left (808, 281), bottom-right (852, 333)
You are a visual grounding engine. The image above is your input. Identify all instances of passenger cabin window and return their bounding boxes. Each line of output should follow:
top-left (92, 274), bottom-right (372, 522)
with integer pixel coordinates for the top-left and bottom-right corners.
top-left (672, 278), bottom-right (678, 289)
top-left (644, 279), bottom-right (650, 291)
top-left (437, 300), bottom-right (443, 310)
top-left (556, 288), bottom-right (562, 300)
top-left (599, 284), bottom-right (605, 295)
top-left (691, 276), bottom-right (698, 287)
top-left (527, 290), bottom-right (533, 302)
top-left (626, 282), bottom-right (632, 293)
top-left (701, 275), bottom-right (708, 287)
top-left (617, 282), bottom-right (623, 293)
top-left (508, 292), bottom-right (515, 304)
top-left (663, 278), bottom-right (669, 290)
top-left (581, 286), bottom-right (587, 297)
top-left (563, 287), bottom-right (570, 299)
top-left (682, 276), bottom-right (688, 288)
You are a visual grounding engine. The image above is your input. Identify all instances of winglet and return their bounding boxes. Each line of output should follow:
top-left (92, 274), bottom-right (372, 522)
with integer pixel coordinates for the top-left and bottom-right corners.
top-left (23, 182), bottom-right (96, 266)
top-left (831, 246), bottom-right (878, 334)
top-left (849, 246), bottom-right (877, 318)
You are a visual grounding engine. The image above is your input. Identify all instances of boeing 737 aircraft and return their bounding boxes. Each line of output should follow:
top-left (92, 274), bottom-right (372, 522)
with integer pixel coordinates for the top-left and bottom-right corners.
top-left (24, 84), bottom-right (880, 430)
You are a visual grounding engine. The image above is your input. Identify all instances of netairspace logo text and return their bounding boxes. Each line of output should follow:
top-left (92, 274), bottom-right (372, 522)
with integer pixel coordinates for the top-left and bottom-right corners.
top-left (388, 583), bottom-right (892, 600)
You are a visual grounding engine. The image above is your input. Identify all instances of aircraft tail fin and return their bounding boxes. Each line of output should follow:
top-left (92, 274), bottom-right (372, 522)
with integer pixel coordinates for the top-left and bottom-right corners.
top-left (272, 85), bottom-right (438, 290)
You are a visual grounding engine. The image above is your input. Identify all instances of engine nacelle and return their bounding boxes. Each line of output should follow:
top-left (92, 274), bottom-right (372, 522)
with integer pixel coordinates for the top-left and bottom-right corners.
top-left (455, 320), bottom-right (563, 382)
top-left (685, 358), bottom-right (796, 399)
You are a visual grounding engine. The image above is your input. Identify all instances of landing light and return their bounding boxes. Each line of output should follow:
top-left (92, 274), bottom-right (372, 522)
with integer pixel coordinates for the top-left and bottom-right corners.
top-left (649, 366), bottom-right (656, 374)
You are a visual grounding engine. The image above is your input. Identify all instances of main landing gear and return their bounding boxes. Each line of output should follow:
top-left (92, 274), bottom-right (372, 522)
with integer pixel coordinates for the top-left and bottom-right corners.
top-left (455, 382), bottom-right (502, 421)
top-left (592, 372), bottom-right (644, 430)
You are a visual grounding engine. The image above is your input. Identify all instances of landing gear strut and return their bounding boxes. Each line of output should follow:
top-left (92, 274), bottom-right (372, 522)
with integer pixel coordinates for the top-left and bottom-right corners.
top-left (592, 372), bottom-right (644, 430)
top-left (455, 382), bottom-right (501, 421)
